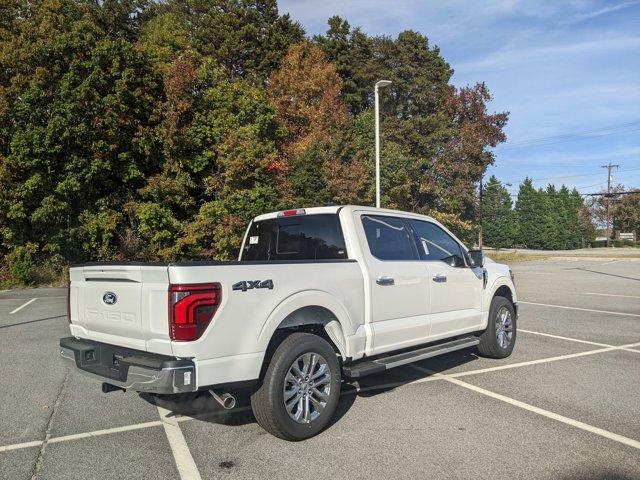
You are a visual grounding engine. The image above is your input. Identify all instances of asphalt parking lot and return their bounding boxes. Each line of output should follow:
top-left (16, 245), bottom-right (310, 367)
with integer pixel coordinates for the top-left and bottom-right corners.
top-left (1, 259), bottom-right (639, 480)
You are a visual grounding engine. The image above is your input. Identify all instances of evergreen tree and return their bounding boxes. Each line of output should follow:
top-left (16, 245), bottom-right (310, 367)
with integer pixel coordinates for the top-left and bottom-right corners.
top-left (544, 185), bottom-right (562, 249)
top-left (313, 16), bottom-right (375, 115)
top-left (482, 176), bottom-right (514, 248)
top-left (156, 0), bottom-right (305, 81)
top-left (514, 179), bottom-right (537, 248)
top-left (513, 180), bottom-right (595, 250)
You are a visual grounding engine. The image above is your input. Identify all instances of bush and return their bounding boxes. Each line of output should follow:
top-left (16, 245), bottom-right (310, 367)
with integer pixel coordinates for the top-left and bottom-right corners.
top-left (7, 243), bottom-right (40, 285)
top-left (612, 239), bottom-right (635, 248)
top-left (5, 243), bottom-right (66, 286)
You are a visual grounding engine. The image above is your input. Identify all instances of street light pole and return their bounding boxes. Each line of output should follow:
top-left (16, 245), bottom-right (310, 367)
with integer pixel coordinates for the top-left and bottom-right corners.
top-left (478, 175), bottom-right (483, 248)
top-left (374, 80), bottom-right (392, 208)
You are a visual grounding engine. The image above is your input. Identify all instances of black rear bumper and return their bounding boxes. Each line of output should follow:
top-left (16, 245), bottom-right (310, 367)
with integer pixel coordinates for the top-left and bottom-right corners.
top-left (59, 337), bottom-right (196, 394)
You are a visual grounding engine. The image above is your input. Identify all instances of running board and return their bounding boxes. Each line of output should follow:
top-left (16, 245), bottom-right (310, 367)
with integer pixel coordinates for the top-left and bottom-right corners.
top-left (342, 336), bottom-right (479, 378)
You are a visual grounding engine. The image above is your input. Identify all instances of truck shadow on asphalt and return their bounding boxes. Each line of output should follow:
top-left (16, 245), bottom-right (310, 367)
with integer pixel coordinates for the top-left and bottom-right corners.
top-left (141, 347), bottom-right (480, 432)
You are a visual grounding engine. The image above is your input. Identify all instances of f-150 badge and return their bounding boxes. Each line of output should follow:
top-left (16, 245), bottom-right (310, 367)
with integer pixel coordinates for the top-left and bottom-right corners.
top-left (232, 279), bottom-right (274, 292)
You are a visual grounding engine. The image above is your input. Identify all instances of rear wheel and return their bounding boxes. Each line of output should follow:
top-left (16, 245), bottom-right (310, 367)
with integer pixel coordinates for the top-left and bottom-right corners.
top-left (477, 296), bottom-right (516, 358)
top-left (250, 332), bottom-right (341, 440)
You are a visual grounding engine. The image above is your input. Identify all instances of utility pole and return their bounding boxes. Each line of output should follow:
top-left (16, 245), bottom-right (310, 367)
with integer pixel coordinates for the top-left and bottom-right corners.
top-left (601, 162), bottom-right (619, 246)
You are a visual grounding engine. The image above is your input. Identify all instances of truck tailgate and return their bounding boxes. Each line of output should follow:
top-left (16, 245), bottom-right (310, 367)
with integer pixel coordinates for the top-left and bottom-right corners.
top-left (69, 264), bottom-right (171, 354)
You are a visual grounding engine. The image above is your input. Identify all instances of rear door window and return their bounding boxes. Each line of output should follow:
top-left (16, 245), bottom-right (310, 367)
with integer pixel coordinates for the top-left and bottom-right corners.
top-left (241, 214), bottom-right (347, 261)
top-left (361, 215), bottom-right (418, 261)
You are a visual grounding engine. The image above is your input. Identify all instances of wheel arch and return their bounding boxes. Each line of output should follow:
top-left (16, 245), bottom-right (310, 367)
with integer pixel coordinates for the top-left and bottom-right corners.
top-left (256, 303), bottom-right (350, 384)
top-left (481, 279), bottom-right (517, 330)
top-left (494, 285), bottom-right (514, 305)
top-left (256, 291), bottom-right (356, 378)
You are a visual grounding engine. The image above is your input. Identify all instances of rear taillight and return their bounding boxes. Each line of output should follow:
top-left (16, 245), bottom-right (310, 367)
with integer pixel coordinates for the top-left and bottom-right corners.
top-left (168, 283), bottom-right (221, 341)
top-left (67, 283), bottom-right (71, 324)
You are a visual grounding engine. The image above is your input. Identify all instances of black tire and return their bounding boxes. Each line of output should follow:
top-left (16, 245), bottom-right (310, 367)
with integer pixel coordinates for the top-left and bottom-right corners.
top-left (477, 296), bottom-right (517, 359)
top-left (250, 332), bottom-right (341, 441)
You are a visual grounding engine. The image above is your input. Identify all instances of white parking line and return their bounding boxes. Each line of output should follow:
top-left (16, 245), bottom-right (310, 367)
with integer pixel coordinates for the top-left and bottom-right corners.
top-left (0, 421), bottom-right (164, 453)
top-left (9, 298), bottom-right (36, 314)
top-left (0, 439), bottom-right (43, 453)
top-left (419, 369), bottom-right (640, 451)
top-left (431, 346), bottom-right (618, 379)
top-left (519, 300), bottom-right (640, 318)
top-left (157, 406), bottom-right (202, 480)
top-left (519, 329), bottom-right (613, 348)
top-left (519, 329), bottom-right (640, 354)
top-left (584, 292), bottom-right (640, 299)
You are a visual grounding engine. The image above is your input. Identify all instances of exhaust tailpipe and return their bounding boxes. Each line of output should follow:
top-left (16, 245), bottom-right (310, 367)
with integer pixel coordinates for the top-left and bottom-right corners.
top-left (102, 382), bottom-right (126, 394)
top-left (209, 390), bottom-right (236, 410)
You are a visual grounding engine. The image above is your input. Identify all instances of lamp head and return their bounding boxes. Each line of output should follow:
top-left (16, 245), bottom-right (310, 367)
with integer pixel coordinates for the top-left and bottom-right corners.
top-left (375, 80), bottom-right (392, 88)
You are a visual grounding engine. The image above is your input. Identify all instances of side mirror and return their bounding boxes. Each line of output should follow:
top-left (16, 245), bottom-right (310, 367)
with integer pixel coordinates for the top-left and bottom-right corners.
top-left (468, 249), bottom-right (485, 268)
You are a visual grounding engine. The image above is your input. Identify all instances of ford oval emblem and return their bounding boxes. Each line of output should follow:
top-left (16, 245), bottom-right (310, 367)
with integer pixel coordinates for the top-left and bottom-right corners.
top-left (102, 292), bottom-right (118, 305)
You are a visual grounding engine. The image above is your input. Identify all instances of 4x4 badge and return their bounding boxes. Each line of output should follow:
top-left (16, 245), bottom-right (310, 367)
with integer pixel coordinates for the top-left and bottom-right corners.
top-left (232, 279), bottom-right (274, 292)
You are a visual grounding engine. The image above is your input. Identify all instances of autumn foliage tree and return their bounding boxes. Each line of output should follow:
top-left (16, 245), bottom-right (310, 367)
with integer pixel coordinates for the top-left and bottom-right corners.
top-left (268, 43), bottom-right (368, 206)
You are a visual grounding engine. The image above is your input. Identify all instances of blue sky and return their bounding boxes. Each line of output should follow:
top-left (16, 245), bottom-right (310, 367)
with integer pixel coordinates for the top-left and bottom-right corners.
top-left (279, 0), bottom-right (640, 197)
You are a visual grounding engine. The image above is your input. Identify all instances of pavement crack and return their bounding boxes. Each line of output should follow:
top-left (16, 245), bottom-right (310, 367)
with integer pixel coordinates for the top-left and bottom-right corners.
top-left (29, 368), bottom-right (70, 480)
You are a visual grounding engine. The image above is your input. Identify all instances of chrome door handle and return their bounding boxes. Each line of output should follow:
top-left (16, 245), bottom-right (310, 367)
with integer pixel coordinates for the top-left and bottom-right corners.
top-left (376, 276), bottom-right (395, 286)
top-left (432, 274), bottom-right (447, 283)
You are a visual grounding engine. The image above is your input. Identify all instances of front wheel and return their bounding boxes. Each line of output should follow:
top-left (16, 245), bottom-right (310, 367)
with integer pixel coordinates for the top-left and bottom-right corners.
top-left (477, 296), bottom-right (517, 358)
top-left (250, 332), bottom-right (341, 441)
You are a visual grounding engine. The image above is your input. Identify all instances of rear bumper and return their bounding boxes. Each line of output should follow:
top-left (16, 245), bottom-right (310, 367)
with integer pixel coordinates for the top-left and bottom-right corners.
top-left (60, 337), bottom-right (196, 394)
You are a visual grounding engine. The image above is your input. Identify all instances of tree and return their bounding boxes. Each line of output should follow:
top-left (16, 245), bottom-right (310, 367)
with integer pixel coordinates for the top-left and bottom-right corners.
top-left (436, 84), bottom-right (509, 221)
top-left (268, 42), bottom-right (367, 205)
top-left (482, 176), bottom-right (514, 248)
top-left (544, 185), bottom-right (562, 249)
top-left (573, 188), bottom-right (596, 247)
top-left (0, 0), bottom-right (162, 282)
top-left (514, 179), bottom-right (538, 248)
top-left (614, 193), bottom-right (640, 234)
top-left (514, 179), bottom-right (594, 250)
top-left (156, 0), bottom-right (305, 81)
top-left (154, 60), bottom-right (285, 260)
top-left (317, 22), bottom-right (509, 241)
top-left (269, 43), bottom-right (347, 151)
top-left (314, 16), bottom-right (376, 115)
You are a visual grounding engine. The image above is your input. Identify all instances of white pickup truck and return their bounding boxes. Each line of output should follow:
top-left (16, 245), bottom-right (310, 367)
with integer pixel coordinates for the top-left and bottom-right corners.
top-left (61, 205), bottom-right (517, 440)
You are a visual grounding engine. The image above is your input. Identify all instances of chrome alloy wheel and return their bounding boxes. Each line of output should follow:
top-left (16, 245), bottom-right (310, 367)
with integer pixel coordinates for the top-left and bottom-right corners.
top-left (283, 352), bottom-right (331, 424)
top-left (495, 306), bottom-right (514, 349)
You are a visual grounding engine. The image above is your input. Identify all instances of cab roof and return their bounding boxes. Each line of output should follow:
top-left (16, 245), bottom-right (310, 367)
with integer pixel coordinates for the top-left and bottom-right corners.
top-left (252, 205), bottom-right (437, 223)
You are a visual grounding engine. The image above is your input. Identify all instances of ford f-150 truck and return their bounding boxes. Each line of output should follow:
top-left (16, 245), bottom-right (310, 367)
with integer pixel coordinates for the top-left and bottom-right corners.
top-left (60, 205), bottom-right (517, 440)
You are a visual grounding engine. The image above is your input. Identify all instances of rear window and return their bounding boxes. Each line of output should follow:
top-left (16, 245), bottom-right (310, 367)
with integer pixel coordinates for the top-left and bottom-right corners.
top-left (241, 214), bottom-right (348, 261)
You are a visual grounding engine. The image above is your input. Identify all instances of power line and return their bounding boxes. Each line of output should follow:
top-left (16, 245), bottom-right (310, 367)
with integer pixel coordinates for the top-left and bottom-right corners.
top-left (582, 190), bottom-right (640, 196)
top-left (497, 121), bottom-right (640, 150)
top-left (501, 167), bottom-right (640, 184)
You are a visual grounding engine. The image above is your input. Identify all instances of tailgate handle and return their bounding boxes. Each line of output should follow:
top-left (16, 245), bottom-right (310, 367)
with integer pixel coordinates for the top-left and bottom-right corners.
top-left (85, 278), bottom-right (139, 283)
